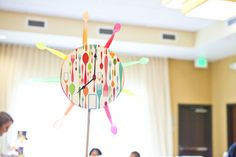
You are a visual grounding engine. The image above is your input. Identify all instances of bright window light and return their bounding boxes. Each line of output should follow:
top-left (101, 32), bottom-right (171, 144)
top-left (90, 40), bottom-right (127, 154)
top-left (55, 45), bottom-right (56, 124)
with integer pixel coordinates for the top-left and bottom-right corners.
top-left (8, 82), bottom-right (154, 157)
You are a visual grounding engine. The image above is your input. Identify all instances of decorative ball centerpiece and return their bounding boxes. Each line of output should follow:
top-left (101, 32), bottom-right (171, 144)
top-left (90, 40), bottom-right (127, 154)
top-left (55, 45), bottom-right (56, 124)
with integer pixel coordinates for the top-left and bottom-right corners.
top-left (61, 42), bottom-right (124, 110)
top-left (36, 11), bottom-right (148, 157)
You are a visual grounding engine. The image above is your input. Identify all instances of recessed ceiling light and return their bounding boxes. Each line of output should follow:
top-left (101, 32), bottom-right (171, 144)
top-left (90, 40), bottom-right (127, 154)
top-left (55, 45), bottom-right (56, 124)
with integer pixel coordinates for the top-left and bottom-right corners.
top-left (229, 62), bottom-right (236, 70)
top-left (162, 0), bottom-right (236, 21)
top-left (162, 0), bottom-right (184, 9)
top-left (183, 0), bottom-right (236, 21)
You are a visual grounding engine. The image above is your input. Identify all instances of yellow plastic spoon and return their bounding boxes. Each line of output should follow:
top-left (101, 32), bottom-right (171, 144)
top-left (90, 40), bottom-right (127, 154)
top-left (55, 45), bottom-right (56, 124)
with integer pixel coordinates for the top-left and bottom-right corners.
top-left (36, 42), bottom-right (67, 60)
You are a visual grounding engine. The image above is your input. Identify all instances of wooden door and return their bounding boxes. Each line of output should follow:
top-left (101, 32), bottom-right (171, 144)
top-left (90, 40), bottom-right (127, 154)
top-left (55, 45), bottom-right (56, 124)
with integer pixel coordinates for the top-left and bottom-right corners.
top-left (179, 105), bottom-right (212, 157)
top-left (227, 104), bottom-right (236, 147)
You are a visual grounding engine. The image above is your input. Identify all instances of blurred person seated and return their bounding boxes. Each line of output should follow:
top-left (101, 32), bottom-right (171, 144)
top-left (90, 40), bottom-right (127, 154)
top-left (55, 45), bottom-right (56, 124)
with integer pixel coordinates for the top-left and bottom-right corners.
top-left (89, 148), bottom-right (102, 157)
top-left (227, 142), bottom-right (236, 157)
top-left (130, 151), bottom-right (140, 157)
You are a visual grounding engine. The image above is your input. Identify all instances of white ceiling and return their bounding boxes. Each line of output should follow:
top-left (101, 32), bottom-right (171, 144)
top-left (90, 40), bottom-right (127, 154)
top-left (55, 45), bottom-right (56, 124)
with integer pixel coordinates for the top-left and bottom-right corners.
top-left (0, 0), bottom-right (214, 31)
top-left (0, 0), bottom-right (236, 61)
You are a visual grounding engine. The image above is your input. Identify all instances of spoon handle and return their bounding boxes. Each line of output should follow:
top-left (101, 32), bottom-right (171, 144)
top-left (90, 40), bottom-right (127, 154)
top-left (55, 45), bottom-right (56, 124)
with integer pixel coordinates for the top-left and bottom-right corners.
top-left (53, 103), bottom-right (73, 128)
top-left (104, 101), bottom-right (117, 134)
top-left (83, 12), bottom-right (89, 46)
top-left (105, 24), bottom-right (121, 48)
top-left (105, 33), bottom-right (115, 48)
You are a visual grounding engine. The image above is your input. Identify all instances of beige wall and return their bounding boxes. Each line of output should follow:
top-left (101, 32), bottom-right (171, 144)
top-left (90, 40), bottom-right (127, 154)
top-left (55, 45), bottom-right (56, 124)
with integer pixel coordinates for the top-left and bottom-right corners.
top-left (169, 59), bottom-right (212, 156)
top-left (0, 11), bottom-right (195, 47)
top-left (169, 55), bottom-right (236, 157)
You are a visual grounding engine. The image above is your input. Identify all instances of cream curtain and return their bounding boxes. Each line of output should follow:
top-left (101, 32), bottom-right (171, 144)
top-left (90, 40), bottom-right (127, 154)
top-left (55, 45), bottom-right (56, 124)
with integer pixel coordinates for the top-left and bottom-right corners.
top-left (0, 44), bottom-right (63, 154)
top-left (0, 43), bottom-right (173, 156)
top-left (144, 57), bottom-right (173, 156)
top-left (0, 44), bottom-right (63, 110)
top-left (123, 56), bottom-right (173, 156)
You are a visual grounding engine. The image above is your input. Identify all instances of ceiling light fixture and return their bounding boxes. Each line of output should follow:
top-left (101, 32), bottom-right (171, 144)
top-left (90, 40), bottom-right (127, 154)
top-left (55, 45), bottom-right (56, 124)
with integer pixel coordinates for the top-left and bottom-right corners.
top-left (162, 0), bottom-right (184, 9)
top-left (162, 0), bottom-right (236, 21)
top-left (229, 62), bottom-right (236, 70)
top-left (183, 0), bottom-right (236, 20)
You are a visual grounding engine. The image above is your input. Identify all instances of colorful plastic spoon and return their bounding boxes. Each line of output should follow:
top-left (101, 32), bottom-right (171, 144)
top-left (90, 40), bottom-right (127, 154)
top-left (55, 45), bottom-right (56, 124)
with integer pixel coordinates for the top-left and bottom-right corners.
top-left (122, 57), bottom-right (149, 67)
top-left (36, 42), bottom-right (67, 60)
top-left (83, 11), bottom-right (89, 46)
top-left (53, 102), bottom-right (74, 128)
top-left (105, 23), bottom-right (121, 48)
top-left (104, 101), bottom-right (117, 134)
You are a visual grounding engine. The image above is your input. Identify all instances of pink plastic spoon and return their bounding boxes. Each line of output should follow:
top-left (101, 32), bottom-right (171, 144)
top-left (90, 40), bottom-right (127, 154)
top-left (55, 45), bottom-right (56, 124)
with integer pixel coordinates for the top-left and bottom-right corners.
top-left (105, 23), bottom-right (121, 49)
top-left (104, 101), bottom-right (117, 134)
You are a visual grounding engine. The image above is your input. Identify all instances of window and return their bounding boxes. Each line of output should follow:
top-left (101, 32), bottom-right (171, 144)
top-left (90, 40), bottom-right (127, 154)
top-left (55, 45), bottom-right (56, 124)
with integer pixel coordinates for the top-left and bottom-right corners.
top-left (8, 82), bottom-right (153, 157)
